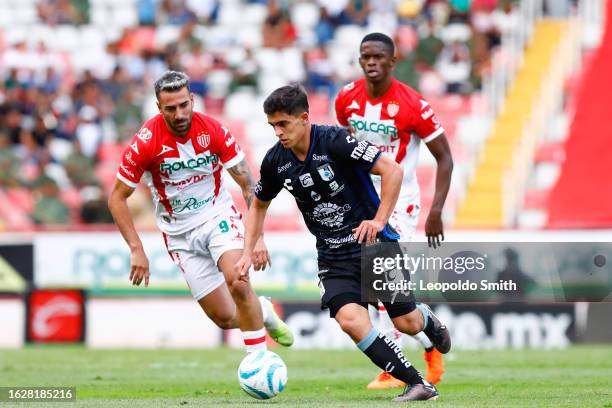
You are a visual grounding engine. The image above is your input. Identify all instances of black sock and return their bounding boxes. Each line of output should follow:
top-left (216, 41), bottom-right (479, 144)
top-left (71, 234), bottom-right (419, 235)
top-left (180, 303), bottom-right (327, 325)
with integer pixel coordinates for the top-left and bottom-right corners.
top-left (425, 346), bottom-right (434, 353)
top-left (357, 329), bottom-right (424, 386)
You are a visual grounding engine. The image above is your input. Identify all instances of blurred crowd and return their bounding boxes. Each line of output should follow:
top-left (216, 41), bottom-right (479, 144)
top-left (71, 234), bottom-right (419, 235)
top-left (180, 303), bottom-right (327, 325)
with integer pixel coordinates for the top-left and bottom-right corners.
top-left (0, 0), bottom-right (572, 226)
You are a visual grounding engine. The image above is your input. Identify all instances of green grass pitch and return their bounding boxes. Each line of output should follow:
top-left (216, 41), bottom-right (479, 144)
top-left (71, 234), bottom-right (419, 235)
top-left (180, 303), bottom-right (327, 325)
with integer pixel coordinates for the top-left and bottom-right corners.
top-left (1, 345), bottom-right (610, 407)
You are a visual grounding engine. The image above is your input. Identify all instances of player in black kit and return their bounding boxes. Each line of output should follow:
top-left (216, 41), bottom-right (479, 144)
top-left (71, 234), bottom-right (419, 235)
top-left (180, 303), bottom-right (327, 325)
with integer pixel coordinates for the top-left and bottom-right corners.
top-left (235, 85), bottom-right (450, 401)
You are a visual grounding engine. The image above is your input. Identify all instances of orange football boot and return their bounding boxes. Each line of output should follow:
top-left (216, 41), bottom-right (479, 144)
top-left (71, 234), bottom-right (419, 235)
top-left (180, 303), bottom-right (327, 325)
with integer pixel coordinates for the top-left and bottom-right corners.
top-left (366, 371), bottom-right (406, 389)
top-left (424, 348), bottom-right (445, 384)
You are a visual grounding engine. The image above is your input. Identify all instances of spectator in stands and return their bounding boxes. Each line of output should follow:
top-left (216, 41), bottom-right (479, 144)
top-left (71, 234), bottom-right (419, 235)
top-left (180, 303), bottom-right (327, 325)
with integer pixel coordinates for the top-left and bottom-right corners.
top-left (75, 105), bottom-right (103, 159)
top-left (63, 140), bottom-right (99, 190)
top-left (157, 0), bottom-right (197, 26)
top-left (113, 85), bottom-right (144, 141)
top-left (0, 131), bottom-right (22, 188)
top-left (80, 186), bottom-right (114, 224)
top-left (31, 175), bottom-right (70, 225)
top-left (36, 0), bottom-right (87, 25)
top-left (304, 47), bottom-right (337, 99)
top-left (437, 41), bottom-right (472, 94)
top-left (415, 20), bottom-right (445, 71)
top-left (229, 48), bottom-right (259, 92)
top-left (262, 1), bottom-right (297, 49)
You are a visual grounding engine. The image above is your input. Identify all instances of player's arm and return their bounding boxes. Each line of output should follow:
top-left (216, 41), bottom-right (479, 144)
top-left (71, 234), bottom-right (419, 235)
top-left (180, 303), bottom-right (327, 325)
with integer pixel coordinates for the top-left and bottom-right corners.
top-left (236, 197), bottom-right (272, 279)
top-left (226, 158), bottom-right (271, 271)
top-left (226, 158), bottom-right (256, 208)
top-left (108, 179), bottom-right (149, 287)
top-left (424, 134), bottom-right (453, 248)
top-left (353, 155), bottom-right (404, 244)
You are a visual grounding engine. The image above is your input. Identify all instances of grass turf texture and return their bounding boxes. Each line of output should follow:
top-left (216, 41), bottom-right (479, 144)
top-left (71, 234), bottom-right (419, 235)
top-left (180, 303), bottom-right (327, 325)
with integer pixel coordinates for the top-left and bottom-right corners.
top-left (1, 345), bottom-right (610, 407)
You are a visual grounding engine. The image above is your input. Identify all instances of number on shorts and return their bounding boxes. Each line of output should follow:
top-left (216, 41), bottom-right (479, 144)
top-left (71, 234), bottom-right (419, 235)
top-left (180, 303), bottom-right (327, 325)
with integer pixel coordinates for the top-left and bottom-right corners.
top-left (219, 220), bottom-right (229, 233)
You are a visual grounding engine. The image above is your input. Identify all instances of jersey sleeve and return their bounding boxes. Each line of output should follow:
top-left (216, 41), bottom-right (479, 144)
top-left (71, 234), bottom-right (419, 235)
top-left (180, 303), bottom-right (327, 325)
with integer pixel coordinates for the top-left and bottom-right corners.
top-left (328, 127), bottom-right (381, 173)
top-left (116, 127), bottom-right (153, 188)
top-left (211, 122), bottom-right (245, 169)
top-left (334, 90), bottom-right (349, 127)
top-left (409, 95), bottom-right (445, 143)
top-left (254, 153), bottom-right (283, 202)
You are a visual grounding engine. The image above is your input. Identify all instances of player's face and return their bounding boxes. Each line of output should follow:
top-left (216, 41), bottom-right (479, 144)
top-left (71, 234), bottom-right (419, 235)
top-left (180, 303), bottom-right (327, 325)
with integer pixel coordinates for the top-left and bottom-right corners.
top-left (157, 87), bottom-right (194, 137)
top-left (267, 111), bottom-right (309, 149)
top-left (359, 41), bottom-right (395, 83)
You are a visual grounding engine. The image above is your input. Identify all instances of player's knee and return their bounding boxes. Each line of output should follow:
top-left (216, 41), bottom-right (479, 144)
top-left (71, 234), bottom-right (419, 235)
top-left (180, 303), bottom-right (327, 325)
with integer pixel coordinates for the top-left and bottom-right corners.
top-left (336, 315), bottom-right (362, 338)
top-left (209, 311), bottom-right (235, 329)
top-left (227, 277), bottom-right (252, 303)
top-left (394, 317), bottom-right (421, 335)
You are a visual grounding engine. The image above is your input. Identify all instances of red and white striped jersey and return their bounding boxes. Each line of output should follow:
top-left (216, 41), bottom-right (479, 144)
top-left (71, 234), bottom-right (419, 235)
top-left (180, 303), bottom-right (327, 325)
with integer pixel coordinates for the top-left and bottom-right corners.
top-left (116, 111), bottom-right (245, 235)
top-left (335, 78), bottom-right (444, 211)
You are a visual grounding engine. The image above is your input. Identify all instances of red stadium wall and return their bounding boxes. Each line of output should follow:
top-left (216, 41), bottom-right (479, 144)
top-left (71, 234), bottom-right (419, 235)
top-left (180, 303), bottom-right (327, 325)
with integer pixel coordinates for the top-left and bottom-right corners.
top-left (547, 1), bottom-right (612, 228)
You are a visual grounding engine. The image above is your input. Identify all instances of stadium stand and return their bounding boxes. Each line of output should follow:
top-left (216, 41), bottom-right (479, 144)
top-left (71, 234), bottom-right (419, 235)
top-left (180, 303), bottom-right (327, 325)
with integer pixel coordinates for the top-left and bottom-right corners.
top-left (0, 0), bottom-right (602, 231)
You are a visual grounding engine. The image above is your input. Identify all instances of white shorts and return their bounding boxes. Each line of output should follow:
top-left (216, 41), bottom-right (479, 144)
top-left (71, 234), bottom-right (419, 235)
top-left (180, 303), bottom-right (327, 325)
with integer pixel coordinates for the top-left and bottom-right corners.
top-left (388, 202), bottom-right (420, 242)
top-left (163, 205), bottom-right (245, 301)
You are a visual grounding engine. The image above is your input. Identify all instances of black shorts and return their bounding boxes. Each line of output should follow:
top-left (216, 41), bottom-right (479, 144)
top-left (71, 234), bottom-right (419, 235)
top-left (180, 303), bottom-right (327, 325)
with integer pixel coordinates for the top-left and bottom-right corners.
top-left (317, 257), bottom-right (416, 319)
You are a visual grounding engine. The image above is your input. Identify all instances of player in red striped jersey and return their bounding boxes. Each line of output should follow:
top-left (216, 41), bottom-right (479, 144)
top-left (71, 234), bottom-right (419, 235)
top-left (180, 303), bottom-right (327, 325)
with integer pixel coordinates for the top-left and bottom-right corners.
top-left (335, 33), bottom-right (453, 388)
top-left (108, 71), bottom-right (293, 353)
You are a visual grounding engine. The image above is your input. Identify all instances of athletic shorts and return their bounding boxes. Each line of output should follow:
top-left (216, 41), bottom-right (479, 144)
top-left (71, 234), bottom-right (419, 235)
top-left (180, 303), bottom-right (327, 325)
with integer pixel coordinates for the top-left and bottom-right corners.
top-left (317, 257), bottom-right (416, 319)
top-left (389, 202), bottom-right (420, 242)
top-left (163, 205), bottom-right (244, 301)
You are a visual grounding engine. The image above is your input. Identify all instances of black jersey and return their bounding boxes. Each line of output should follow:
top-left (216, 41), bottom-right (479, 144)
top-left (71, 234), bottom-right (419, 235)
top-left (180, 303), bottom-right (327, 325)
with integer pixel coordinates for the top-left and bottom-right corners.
top-left (255, 124), bottom-right (399, 261)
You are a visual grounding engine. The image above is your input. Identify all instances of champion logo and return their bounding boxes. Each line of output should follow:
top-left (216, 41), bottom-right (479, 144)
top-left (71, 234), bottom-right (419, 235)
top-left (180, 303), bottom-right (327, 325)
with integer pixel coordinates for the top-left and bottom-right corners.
top-left (387, 102), bottom-right (400, 118)
top-left (347, 100), bottom-right (360, 111)
top-left (197, 132), bottom-right (210, 149)
top-left (157, 144), bottom-right (174, 156)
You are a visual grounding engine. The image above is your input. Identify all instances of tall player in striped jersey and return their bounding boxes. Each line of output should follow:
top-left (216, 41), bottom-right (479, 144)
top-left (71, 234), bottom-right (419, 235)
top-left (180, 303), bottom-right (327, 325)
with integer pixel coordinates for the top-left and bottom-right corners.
top-left (108, 71), bottom-right (293, 353)
top-left (335, 33), bottom-right (453, 388)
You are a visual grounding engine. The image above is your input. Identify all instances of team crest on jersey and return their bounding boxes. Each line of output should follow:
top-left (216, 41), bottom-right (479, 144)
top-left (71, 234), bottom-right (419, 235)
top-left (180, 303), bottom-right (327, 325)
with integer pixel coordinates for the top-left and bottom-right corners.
top-left (317, 164), bottom-right (334, 181)
top-left (387, 101), bottom-right (400, 118)
top-left (136, 127), bottom-right (152, 142)
top-left (197, 132), bottom-right (211, 149)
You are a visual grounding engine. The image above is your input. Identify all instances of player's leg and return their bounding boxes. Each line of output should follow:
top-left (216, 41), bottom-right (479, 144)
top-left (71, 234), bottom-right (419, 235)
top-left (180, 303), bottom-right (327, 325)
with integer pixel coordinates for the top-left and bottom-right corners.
top-left (211, 209), bottom-right (293, 348)
top-left (162, 231), bottom-right (239, 329)
top-left (385, 206), bottom-right (446, 385)
top-left (328, 295), bottom-right (437, 401)
top-left (318, 259), bottom-right (437, 401)
top-left (390, 302), bottom-right (451, 355)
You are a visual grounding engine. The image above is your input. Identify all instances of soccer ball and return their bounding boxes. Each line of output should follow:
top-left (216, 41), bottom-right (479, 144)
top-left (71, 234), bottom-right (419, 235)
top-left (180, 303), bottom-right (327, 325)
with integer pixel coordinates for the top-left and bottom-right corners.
top-left (237, 350), bottom-right (287, 399)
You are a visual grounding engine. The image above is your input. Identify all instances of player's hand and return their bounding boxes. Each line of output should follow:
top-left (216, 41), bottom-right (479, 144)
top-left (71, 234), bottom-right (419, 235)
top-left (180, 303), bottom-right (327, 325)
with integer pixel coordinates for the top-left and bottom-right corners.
top-left (130, 247), bottom-right (150, 287)
top-left (252, 237), bottom-right (272, 271)
top-left (348, 125), bottom-right (356, 136)
top-left (353, 219), bottom-right (385, 244)
top-left (235, 252), bottom-right (253, 282)
top-left (425, 210), bottom-right (444, 248)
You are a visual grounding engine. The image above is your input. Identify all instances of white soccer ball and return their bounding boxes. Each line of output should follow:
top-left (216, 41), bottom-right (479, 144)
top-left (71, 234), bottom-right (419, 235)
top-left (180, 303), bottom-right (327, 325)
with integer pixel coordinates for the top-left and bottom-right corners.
top-left (237, 350), bottom-right (287, 399)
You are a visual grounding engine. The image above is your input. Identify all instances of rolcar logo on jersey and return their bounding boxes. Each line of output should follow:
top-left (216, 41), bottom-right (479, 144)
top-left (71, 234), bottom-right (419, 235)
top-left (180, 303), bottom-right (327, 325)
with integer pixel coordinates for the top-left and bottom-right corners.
top-left (170, 196), bottom-right (213, 213)
top-left (159, 154), bottom-right (218, 174)
top-left (311, 203), bottom-right (351, 227)
top-left (350, 141), bottom-right (378, 162)
top-left (348, 118), bottom-right (397, 137)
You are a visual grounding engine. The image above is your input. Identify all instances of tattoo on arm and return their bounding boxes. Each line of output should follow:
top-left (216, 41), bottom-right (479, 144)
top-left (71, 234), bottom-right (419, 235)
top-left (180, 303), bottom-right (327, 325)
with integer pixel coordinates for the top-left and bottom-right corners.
top-left (227, 159), bottom-right (255, 208)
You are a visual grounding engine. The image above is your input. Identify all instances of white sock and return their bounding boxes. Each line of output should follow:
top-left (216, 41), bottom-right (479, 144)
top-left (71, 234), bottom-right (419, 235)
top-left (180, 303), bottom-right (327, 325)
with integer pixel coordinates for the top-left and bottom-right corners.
top-left (258, 296), bottom-right (277, 331)
top-left (242, 327), bottom-right (267, 353)
top-left (412, 331), bottom-right (433, 350)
